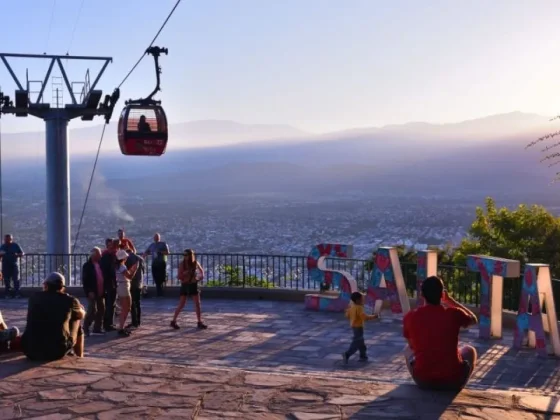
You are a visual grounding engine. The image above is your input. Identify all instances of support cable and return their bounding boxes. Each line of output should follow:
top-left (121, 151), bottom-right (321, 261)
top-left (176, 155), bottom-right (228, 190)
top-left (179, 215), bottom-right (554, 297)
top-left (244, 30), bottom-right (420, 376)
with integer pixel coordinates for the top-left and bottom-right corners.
top-left (71, 124), bottom-right (106, 254)
top-left (45, 0), bottom-right (57, 53)
top-left (117, 0), bottom-right (182, 89)
top-left (71, 0), bottom-right (182, 252)
top-left (67, 0), bottom-right (86, 54)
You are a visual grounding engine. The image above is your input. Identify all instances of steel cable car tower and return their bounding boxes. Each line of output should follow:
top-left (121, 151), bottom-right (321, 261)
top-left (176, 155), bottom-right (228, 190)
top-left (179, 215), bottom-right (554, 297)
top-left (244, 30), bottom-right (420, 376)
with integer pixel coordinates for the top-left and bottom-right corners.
top-left (0, 53), bottom-right (119, 273)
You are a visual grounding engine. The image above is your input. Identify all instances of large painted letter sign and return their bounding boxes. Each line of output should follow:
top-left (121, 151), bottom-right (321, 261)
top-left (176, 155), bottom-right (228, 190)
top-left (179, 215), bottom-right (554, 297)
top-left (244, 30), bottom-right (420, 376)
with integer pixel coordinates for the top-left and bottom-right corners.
top-left (467, 255), bottom-right (521, 339)
top-left (305, 243), bottom-right (358, 312)
top-left (416, 250), bottom-right (438, 307)
top-left (366, 247), bottom-right (410, 315)
top-left (514, 264), bottom-right (560, 357)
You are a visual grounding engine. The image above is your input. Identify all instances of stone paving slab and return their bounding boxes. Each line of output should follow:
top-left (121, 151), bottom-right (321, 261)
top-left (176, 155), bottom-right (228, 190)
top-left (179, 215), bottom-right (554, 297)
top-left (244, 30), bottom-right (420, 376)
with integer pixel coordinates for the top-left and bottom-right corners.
top-left (0, 356), bottom-right (558, 419)
top-left (2, 298), bottom-right (560, 396)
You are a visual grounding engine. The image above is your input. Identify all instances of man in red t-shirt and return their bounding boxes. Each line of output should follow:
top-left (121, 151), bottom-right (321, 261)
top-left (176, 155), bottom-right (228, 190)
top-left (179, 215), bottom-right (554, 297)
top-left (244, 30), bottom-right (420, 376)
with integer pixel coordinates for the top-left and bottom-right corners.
top-left (403, 275), bottom-right (478, 391)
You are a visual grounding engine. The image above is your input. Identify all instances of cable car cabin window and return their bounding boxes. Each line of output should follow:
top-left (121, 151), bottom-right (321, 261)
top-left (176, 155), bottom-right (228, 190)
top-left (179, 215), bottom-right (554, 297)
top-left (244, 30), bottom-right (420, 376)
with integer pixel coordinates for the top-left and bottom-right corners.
top-left (126, 108), bottom-right (158, 132)
top-left (118, 105), bottom-right (168, 156)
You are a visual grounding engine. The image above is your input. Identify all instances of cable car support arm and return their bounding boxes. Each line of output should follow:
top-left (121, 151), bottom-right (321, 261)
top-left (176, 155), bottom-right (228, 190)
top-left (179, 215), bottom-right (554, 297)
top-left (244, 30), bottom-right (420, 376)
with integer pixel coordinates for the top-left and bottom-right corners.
top-left (125, 46), bottom-right (168, 106)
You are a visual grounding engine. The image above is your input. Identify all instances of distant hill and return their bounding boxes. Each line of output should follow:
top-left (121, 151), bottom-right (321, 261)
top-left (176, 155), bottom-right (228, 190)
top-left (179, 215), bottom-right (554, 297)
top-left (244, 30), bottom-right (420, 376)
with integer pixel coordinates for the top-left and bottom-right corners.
top-left (1, 112), bottom-right (559, 203)
top-left (0, 119), bottom-right (310, 159)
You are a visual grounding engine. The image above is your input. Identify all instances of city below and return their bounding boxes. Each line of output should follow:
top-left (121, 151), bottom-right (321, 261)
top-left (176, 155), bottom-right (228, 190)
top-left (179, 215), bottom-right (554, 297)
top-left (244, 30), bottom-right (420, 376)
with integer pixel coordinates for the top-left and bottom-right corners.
top-left (5, 193), bottom-right (481, 258)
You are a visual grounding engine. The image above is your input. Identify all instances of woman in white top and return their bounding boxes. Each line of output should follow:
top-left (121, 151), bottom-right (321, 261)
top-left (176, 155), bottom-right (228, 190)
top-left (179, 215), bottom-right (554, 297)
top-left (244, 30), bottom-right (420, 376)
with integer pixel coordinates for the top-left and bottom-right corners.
top-left (115, 249), bottom-right (138, 337)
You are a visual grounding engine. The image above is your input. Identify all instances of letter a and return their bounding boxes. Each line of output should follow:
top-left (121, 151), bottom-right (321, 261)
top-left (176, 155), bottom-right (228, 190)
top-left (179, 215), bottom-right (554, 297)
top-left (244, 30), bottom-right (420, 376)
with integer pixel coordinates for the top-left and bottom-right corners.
top-left (366, 247), bottom-right (410, 315)
top-left (514, 264), bottom-right (560, 357)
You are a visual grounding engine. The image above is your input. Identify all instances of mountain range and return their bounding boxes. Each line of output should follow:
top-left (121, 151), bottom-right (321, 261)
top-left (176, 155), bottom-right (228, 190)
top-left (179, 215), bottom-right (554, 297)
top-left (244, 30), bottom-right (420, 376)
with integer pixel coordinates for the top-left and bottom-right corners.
top-left (1, 111), bottom-right (559, 203)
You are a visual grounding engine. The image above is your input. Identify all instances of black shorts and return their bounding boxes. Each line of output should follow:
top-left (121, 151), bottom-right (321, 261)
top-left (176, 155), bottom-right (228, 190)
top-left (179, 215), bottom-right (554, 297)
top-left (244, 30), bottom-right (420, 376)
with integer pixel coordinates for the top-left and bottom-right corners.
top-left (409, 355), bottom-right (471, 391)
top-left (180, 282), bottom-right (199, 296)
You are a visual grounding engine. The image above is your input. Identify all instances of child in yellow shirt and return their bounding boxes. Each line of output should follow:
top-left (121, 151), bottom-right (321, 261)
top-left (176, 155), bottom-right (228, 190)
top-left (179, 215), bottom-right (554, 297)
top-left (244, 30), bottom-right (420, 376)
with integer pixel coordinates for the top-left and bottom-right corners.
top-left (343, 291), bottom-right (379, 364)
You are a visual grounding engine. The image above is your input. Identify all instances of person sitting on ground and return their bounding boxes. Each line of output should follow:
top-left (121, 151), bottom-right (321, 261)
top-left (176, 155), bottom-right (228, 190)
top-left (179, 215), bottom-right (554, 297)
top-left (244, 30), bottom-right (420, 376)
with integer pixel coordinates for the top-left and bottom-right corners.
top-left (21, 272), bottom-right (86, 361)
top-left (0, 310), bottom-right (20, 352)
top-left (403, 275), bottom-right (478, 391)
top-left (342, 291), bottom-right (379, 364)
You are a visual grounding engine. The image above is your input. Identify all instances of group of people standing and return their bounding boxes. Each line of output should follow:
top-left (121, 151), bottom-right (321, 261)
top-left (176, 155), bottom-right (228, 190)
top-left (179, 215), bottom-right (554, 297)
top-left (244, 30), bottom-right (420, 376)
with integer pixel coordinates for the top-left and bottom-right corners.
top-left (82, 229), bottom-right (207, 338)
top-left (0, 228), bottom-right (209, 360)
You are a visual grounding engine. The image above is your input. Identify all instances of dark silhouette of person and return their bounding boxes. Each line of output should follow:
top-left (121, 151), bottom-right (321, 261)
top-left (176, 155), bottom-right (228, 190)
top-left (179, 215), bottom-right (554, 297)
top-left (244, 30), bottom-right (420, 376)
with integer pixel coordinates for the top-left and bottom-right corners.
top-left (137, 115), bottom-right (152, 132)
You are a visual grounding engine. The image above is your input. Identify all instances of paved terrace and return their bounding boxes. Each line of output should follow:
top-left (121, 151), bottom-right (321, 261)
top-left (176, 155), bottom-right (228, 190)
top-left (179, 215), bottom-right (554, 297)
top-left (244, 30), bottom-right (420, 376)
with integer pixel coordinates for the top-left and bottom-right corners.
top-left (1, 298), bottom-right (560, 419)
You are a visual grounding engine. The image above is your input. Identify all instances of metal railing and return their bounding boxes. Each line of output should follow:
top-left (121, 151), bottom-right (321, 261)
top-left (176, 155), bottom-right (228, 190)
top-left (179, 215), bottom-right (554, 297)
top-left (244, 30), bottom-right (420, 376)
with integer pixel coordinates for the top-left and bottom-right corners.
top-left (7, 253), bottom-right (560, 313)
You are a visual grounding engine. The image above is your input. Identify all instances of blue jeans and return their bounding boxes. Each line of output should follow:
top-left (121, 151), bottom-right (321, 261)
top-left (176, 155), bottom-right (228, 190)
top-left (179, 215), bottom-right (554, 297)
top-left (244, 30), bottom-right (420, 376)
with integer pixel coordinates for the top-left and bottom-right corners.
top-left (346, 327), bottom-right (367, 358)
top-left (3, 266), bottom-right (20, 296)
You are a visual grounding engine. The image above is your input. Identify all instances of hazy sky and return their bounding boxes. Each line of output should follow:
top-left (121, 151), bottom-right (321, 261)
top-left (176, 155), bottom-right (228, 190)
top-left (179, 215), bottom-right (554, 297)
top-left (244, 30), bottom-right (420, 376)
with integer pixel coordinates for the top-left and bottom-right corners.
top-left (1, 0), bottom-right (560, 134)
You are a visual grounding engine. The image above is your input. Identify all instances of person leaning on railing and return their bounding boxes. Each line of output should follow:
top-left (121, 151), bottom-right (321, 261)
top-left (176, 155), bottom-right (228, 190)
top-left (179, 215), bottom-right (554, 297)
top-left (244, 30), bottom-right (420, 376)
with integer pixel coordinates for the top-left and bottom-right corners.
top-left (0, 234), bottom-right (24, 299)
top-left (143, 233), bottom-right (170, 297)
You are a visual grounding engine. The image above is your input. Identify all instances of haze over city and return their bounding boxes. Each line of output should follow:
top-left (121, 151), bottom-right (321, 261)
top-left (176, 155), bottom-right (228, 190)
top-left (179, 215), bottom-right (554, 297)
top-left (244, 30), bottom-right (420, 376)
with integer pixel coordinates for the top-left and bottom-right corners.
top-left (2, 1), bottom-right (560, 256)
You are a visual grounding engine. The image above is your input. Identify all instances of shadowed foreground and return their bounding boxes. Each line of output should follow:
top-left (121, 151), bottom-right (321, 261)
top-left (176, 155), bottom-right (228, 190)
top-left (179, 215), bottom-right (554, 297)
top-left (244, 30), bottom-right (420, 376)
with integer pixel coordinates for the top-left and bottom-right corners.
top-left (0, 356), bottom-right (558, 419)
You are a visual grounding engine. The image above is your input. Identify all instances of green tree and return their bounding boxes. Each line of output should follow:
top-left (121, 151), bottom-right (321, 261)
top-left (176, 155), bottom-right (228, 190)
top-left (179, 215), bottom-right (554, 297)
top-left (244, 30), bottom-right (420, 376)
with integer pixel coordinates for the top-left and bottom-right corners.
top-left (453, 197), bottom-right (560, 277)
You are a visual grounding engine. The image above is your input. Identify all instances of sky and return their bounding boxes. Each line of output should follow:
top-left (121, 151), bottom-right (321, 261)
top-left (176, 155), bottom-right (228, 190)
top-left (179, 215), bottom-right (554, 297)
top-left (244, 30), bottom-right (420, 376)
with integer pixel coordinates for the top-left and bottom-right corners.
top-left (1, 0), bottom-right (560, 134)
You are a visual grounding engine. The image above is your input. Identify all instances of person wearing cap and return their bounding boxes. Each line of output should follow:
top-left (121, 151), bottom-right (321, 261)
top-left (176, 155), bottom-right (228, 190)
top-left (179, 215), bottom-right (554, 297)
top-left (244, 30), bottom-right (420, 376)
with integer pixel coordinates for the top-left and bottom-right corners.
top-left (403, 275), bottom-right (478, 391)
top-left (0, 310), bottom-right (20, 352)
top-left (21, 272), bottom-right (86, 360)
top-left (82, 247), bottom-right (105, 336)
top-left (115, 249), bottom-right (139, 337)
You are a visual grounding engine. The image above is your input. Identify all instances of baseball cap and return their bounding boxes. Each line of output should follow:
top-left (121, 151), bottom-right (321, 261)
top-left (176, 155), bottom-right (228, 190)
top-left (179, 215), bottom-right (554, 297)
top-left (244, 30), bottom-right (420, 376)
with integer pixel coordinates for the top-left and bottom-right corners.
top-left (116, 249), bottom-right (129, 261)
top-left (44, 272), bottom-right (65, 288)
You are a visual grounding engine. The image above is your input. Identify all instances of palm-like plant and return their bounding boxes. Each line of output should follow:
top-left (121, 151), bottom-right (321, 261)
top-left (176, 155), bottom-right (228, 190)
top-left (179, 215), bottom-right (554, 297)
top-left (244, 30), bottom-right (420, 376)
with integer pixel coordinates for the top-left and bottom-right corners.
top-left (526, 117), bottom-right (560, 182)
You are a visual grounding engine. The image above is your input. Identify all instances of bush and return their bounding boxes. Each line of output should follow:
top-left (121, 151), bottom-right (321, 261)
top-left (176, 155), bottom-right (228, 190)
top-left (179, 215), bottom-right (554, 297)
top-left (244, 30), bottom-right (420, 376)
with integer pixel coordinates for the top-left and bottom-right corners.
top-left (203, 265), bottom-right (275, 288)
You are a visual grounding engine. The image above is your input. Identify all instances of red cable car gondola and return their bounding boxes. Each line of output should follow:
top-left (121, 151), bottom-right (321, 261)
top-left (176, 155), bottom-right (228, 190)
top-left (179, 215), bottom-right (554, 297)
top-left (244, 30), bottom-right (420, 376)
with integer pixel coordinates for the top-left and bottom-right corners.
top-left (118, 46), bottom-right (169, 156)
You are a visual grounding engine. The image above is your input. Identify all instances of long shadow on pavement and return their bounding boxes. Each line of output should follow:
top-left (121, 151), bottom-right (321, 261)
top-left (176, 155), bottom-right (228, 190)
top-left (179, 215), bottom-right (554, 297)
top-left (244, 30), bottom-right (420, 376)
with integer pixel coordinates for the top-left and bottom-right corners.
top-left (348, 384), bottom-right (458, 419)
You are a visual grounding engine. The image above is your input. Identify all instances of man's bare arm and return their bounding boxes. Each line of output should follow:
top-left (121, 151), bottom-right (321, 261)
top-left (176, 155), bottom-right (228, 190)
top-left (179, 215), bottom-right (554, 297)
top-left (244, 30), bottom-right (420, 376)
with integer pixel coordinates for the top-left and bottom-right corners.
top-left (444, 291), bottom-right (478, 325)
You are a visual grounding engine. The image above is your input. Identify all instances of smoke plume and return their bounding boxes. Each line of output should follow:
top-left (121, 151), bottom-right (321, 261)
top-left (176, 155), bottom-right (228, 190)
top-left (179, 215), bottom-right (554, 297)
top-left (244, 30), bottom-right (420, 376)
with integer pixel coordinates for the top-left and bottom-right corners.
top-left (82, 172), bottom-right (135, 222)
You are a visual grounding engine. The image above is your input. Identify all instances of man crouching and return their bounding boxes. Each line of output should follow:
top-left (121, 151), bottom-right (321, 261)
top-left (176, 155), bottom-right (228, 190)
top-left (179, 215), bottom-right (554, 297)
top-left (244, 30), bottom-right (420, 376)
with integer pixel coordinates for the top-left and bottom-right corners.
top-left (22, 272), bottom-right (86, 360)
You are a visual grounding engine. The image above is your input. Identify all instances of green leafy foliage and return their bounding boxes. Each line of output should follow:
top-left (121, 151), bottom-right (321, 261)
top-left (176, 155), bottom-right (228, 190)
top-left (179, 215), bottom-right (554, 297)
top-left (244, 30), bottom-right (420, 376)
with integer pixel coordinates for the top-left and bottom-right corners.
top-left (204, 264), bottom-right (275, 288)
top-left (453, 197), bottom-right (560, 278)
